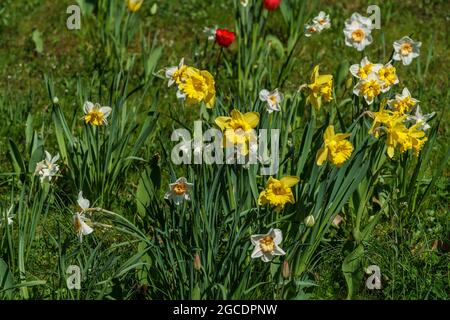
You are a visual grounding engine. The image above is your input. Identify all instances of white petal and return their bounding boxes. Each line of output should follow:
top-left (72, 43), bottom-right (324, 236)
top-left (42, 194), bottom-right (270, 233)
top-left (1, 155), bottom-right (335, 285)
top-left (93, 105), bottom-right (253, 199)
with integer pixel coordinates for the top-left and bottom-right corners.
top-left (273, 245), bottom-right (286, 256)
top-left (83, 101), bottom-right (94, 114)
top-left (259, 89), bottom-right (270, 102)
top-left (81, 220), bottom-right (93, 235)
top-left (261, 253), bottom-right (273, 262)
top-left (77, 191), bottom-right (90, 210)
top-left (251, 246), bottom-right (263, 259)
top-left (100, 107), bottom-right (112, 118)
top-left (271, 228), bottom-right (283, 245)
top-left (250, 234), bottom-right (265, 246)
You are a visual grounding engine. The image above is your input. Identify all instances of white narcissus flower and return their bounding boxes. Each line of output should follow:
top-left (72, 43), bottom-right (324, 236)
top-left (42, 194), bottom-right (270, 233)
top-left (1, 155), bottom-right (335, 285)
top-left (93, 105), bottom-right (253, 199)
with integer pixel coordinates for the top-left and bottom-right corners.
top-left (312, 11), bottom-right (331, 31)
top-left (377, 62), bottom-right (399, 93)
top-left (251, 228), bottom-right (286, 262)
top-left (203, 27), bottom-right (217, 41)
top-left (35, 150), bottom-right (60, 183)
top-left (259, 89), bottom-right (283, 113)
top-left (83, 101), bottom-right (112, 126)
top-left (74, 192), bottom-right (93, 243)
top-left (304, 23), bottom-right (319, 37)
top-left (387, 87), bottom-right (419, 114)
top-left (74, 212), bottom-right (93, 243)
top-left (304, 12), bottom-right (331, 37)
top-left (164, 177), bottom-right (193, 205)
top-left (77, 191), bottom-right (91, 212)
top-left (349, 57), bottom-right (382, 80)
top-left (353, 73), bottom-right (383, 105)
top-left (343, 13), bottom-right (373, 51)
top-left (165, 58), bottom-right (185, 87)
top-left (393, 36), bottom-right (421, 66)
top-left (406, 106), bottom-right (435, 131)
top-left (0, 205), bottom-right (14, 226)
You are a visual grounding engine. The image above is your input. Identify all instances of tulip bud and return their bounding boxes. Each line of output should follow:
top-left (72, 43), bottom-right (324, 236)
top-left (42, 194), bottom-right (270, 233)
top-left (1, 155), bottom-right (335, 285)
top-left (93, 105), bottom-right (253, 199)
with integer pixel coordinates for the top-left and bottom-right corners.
top-left (215, 28), bottom-right (236, 48)
top-left (194, 253), bottom-right (202, 271)
top-left (263, 0), bottom-right (281, 11)
top-left (304, 215), bottom-right (315, 227)
top-left (282, 260), bottom-right (290, 279)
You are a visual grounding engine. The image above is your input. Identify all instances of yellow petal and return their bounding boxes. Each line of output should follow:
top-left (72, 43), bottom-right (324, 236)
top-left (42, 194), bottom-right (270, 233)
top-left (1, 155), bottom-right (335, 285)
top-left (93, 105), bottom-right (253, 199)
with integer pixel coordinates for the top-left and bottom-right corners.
top-left (324, 125), bottom-right (335, 140)
top-left (215, 116), bottom-right (231, 130)
top-left (334, 133), bottom-right (351, 141)
top-left (280, 176), bottom-right (300, 188)
top-left (316, 146), bottom-right (328, 166)
top-left (243, 112), bottom-right (260, 128)
top-left (387, 146), bottom-right (395, 158)
top-left (311, 65), bottom-right (320, 83)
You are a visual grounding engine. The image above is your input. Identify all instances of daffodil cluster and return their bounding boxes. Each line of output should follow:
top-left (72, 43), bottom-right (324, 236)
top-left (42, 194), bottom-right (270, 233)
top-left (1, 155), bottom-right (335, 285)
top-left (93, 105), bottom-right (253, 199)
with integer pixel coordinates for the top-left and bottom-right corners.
top-left (369, 103), bottom-right (430, 158)
top-left (351, 57), bottom-right (399, 105)
top-left (165, 58), bottom-right (216, 108)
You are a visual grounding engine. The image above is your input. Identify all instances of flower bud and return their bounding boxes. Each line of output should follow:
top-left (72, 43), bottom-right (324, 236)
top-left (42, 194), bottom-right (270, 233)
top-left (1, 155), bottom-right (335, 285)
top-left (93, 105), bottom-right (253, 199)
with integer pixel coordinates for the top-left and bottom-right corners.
top-left (53, 96), bottom-right (59, 104)
top-left (194, 253), bottom-right (202, 271)
top-left (282, 260), bottom-right (290, 279)
top-left (304, 215), bottom-right (315, 227)
top-left (215, 28), bottom-right (236, 48)
top-left (263, 0), bottom-right (281, 11)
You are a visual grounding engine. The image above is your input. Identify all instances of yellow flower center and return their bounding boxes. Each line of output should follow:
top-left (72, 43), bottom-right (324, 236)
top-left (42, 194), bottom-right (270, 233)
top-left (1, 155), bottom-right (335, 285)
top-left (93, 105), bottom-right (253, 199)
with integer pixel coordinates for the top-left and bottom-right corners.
top-left (308, 26), bottom-right (317, 33)
top-left (268, 95), bottom-right (278, 104)
top-left (378, 66), bottom-right (397, 86)
top-left (357, 63), bottom-right (373, 79)
top-left (319, 18), bottom-right (327, 25)
top-left (84, 109), bottom-right (105, 126)
top-left (173, 182), bottom-right (187, 195)
top-left (361, 79), bottom-right (381, 98)
top-left (400, 43), bottom-right (413, 56)
top-left (351, 29), bottom-right (365, 42)
top-left (260, 236), bottom-right (275, 253)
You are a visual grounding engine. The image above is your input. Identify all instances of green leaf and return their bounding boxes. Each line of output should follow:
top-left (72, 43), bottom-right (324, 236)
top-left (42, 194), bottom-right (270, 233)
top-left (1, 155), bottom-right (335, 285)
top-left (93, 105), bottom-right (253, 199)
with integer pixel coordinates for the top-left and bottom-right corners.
top-left (342, 244), bottom-right (365, 300)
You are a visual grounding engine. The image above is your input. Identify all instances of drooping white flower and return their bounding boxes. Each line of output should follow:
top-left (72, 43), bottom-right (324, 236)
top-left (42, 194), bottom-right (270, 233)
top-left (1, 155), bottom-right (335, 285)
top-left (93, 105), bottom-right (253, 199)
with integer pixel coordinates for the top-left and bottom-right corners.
top-left (251, 228), bottom-right (286, 262)
top-left (259, 88), bottom-right (283, 113)
top-left (74, 192), bottom-right (93, 243)
top-left (35, 151), bottom-right (60, 183)
top-left (349, 57), bottom-right (382, 80)
top-left (406, 106), bottom-right (435, 131)
top-left (312, 11), bottom-right (331, 31)
top-left (164, 177), bottom-right (193, 205)
top-left (165, 58), bottom-right (185, 87)
top-left (74, 212), bottom-right (93, 243)
top-left (83, 101), bottom-right (112, 126)
top-left (393, 36), bottom-right (421, 66)
top-left (343, 13), bottom-right (373, 51)
top-left (0, 205), bottom-right (14, 227)
top-left (77, 191), bottom-right (91, 212)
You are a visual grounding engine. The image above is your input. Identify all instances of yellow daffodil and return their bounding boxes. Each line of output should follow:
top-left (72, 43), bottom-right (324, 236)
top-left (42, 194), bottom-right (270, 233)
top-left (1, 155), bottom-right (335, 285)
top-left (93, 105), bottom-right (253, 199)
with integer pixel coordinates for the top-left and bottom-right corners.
top-left (306, 65), bottom-right (333, 110)
top-left (127, 0), bottom-right (144, 12)
top-left (316, 125), bottom-right (354, 167)
top-left (408, 124), bottom-right (428, 156)
top-left (177, 67), bottom-right (216, 108)
top-left (215, 109), bottom-right (259, 155)
top-left (258, 176), bottom-right (300, 212)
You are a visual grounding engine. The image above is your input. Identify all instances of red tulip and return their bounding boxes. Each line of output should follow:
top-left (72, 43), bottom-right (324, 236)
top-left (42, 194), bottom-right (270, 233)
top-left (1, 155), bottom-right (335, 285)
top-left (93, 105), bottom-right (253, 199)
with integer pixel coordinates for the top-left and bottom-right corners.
top-left (263, 0), bottom-right (281, 11)
top-left (215, 28), bottom-right (236, 48)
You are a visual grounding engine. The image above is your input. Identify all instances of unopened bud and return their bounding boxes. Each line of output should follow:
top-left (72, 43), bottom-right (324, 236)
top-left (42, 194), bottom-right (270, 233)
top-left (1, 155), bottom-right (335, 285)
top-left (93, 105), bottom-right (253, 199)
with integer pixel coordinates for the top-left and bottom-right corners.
top-left (282, 260), bottom-right (290, 279)
top-left (194, 253), bottom-right (202, 271)
top-left (53, 96), bottom-right (59, 104)
top-left (304, 215), bottom-right (315, 227)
